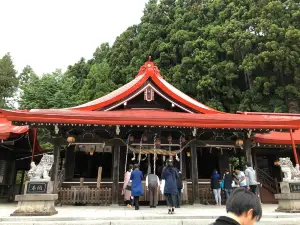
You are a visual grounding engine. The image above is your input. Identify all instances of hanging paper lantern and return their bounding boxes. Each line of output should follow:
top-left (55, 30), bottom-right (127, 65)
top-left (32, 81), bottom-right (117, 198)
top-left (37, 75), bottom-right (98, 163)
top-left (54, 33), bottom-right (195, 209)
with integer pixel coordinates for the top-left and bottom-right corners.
top-left (235, 139), bottom-right (244, 147)
top-left (90, 151), bottom-right (94, 156)
top-left (186, 152), bottom-right (191, 157)
top-left (167, 135), bottom-right (172, 143)
top-left (67, 136), bottom-right (75, 143)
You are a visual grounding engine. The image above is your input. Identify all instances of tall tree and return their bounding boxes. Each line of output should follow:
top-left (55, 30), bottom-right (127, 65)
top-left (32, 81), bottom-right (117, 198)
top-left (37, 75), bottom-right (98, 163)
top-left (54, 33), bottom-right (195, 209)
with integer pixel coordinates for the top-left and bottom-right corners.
top-left (78, 60), bottom-right (117, 103)
top-left (0, 53), bottom-right (18, 108)
top-left (19, 69), bottom-right (75, 109)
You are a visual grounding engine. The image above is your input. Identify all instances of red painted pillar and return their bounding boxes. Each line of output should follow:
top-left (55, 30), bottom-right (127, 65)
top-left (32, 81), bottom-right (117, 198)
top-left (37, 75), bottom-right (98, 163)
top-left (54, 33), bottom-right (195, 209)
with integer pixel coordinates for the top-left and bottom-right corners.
top-left (289, 129), bottom-right (299, 165)
top-left (31, 128), bottom-right (37, 162)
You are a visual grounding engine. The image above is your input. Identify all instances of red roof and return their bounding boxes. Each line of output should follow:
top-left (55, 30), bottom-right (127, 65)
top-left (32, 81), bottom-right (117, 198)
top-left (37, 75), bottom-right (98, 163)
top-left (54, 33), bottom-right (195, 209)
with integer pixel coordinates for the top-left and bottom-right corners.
top-left (1, 109), bottom-right (300, 129)
top-left (236, 112), bottom-right (300, 144)
top-left (254, 130), bottom-right (300, 145)
top-left (69, 60), bottom-right (222, 114)
top-left (0, 113), bottom-right (29, 140)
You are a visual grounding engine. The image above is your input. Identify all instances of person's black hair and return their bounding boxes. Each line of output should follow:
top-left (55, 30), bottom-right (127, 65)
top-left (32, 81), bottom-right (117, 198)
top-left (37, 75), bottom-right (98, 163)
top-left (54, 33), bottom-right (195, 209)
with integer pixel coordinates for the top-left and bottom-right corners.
top-left (224, 168), bottom-right (229, 173)
top-left (134, 164), bottom-right (139, 170)
top-left (226, 188), bottom-right (262, 221)
top-left (127, 164), bottom-right (133, 172)
top-left (246, 162), bottom-right (252, 167)
top-left (166, 159), bottom-right (173, 167)
top-left (212, 169), bottom-right (218, 174)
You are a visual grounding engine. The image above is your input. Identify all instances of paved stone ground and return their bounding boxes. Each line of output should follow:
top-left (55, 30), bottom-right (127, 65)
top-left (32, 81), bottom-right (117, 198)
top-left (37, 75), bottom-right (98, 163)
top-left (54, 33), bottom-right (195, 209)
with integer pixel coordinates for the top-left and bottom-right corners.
top-left (0, 203), bottom-right (299, 224)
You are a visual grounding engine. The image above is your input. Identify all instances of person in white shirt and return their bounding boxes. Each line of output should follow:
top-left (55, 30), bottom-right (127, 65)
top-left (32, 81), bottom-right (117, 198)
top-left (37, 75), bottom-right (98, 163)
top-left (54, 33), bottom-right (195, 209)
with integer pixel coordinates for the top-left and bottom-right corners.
top-left (234, 167), bottom-right (248, 188)
top-left (146, 172), bottom-right (160, 208)
top-left (245, 163), bottom-right (258, 194)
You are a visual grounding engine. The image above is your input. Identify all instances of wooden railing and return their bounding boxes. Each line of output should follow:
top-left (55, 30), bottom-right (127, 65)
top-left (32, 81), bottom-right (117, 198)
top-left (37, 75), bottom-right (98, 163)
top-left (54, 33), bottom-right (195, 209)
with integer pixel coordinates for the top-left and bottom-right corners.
top-left (257, 168), bottom-right (279, 194)
top-left (58, 187), bottom-right (111, 205)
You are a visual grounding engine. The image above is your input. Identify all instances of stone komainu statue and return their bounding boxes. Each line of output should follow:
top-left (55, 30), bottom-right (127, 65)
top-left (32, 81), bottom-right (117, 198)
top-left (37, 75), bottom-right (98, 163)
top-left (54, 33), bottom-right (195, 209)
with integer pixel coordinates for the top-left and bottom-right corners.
top-left (28, 154), bottom-right (54, 181)
top-left (277, 157), bottom-right (300, 181)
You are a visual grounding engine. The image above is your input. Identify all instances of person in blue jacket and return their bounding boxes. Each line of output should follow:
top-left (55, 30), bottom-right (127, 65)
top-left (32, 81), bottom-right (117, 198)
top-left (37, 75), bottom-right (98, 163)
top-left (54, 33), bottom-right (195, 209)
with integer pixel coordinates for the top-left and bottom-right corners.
top-left (130, 164), bottom-right (144, 210)
top-left (162, 159), bottom-right (179, 214)
top-left (211, 169), bottom-right (222, 206)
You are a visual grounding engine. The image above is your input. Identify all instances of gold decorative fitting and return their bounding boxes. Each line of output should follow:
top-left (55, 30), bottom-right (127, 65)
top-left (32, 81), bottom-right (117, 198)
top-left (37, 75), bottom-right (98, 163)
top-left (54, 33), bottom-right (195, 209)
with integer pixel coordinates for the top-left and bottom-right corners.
top-left (147, 63), bottom-right (151, 67)
top-left (67, 136), bottom-right (75, 143)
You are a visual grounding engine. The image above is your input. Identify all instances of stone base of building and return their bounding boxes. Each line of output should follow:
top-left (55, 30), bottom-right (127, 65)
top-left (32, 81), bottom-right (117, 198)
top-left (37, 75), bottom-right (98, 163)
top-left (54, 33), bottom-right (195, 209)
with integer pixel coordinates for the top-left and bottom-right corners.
top-left (10, 194), bottom-right (58, 216)
top-left (275, 193), bottom-right (300, 213)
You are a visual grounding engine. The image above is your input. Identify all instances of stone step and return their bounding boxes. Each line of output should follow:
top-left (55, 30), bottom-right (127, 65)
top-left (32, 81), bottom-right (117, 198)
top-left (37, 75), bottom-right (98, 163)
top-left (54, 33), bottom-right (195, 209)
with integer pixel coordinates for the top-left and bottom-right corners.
top-left (0, 218), bottom-right (299, 225)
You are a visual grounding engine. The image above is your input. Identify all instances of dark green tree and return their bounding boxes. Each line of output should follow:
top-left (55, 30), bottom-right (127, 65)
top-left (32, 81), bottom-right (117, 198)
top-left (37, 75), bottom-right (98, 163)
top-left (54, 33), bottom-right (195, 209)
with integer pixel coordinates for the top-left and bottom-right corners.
top-left (0, 53), bottom-right (18, 108)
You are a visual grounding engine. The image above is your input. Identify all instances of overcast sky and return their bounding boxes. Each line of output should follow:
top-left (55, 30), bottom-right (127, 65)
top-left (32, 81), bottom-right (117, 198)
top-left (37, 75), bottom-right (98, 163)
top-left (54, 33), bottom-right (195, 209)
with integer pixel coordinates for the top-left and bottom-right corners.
top-left (0, 0), bottom-right (148, 75)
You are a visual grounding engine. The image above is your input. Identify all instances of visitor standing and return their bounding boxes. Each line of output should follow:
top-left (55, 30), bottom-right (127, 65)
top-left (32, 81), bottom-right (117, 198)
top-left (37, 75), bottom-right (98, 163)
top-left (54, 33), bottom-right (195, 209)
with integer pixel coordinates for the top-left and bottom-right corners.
top-left (122, 164), bottom-right (133, 208)
top-left (145, 171), bottom-right (160, 208)
top-left (211, 169), bottom-right (222, 206)
top-left (176, 170), bottom-right (183, 208)
top-left (210, 188), bottom-right (262, 225)
top-left (223, 169), bottom-right (233, 200)
top-left (234, 167), bottom-right (247, 189)
top-left (245, 163), bottom-right (258, 194)
top-left (130, 164), bottom-right (144, 210)
top-left (162, 159), bottom-right (179, 214)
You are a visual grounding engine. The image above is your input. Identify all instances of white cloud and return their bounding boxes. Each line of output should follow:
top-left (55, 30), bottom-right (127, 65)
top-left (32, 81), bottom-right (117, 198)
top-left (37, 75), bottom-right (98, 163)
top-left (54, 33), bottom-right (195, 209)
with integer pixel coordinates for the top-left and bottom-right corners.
top-left (0, 0), bottom-right (148, 75)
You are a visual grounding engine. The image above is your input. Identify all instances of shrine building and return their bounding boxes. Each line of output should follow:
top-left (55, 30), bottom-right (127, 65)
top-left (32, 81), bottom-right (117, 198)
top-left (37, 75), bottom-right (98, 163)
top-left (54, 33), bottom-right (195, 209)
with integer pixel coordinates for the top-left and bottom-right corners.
top-left (1, 59), bottom-right (300, 204)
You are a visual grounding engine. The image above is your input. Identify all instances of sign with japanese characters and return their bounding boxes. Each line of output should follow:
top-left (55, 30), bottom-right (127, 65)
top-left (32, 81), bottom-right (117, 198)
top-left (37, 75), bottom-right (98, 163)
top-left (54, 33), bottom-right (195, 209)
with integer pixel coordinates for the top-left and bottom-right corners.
top-left (289, 183), bottom-right (300, 193)
top-left (27, 182), bottom-right (48, 194)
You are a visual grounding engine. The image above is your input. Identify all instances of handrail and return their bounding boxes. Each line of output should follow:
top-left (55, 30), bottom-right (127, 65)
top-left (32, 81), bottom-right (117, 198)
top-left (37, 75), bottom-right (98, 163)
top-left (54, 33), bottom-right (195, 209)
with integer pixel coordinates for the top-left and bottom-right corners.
top-left (257, 168), bottom-right (274, 181)
top-left (55, 168), bottom-right (65, 192)
top-left (256, 168), bottom-right (278, 194)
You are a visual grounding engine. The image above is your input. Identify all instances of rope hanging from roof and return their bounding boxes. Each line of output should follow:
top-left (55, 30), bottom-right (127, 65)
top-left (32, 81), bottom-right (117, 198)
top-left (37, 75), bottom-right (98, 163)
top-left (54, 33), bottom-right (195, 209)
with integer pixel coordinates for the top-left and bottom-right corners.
top-left (153, 134), bottom-right (156, 174)
top-left (124, 134), bottom-right (130, 174)
top-left (138, 135), bottom-right (142, 165)
top-left (109, 138), bottom-right (196, 156)
top-left (179, 135), bottom-right (183, 171)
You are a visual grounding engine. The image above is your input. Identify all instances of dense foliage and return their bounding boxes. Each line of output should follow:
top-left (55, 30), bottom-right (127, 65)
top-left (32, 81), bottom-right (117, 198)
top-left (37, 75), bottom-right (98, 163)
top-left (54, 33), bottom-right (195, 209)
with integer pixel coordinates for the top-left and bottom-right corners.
top-left (0, 53), bottom-right (18, 108)
top-left (2, 0), bottom-right (300, 114)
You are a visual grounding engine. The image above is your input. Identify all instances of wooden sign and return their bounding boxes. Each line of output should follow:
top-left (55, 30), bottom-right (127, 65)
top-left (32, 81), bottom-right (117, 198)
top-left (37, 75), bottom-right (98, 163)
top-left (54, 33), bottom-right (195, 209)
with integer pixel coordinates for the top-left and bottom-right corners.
top-left (27, 182), bottom-right (48, 194)
top-left (289, 183), bottom-right (300, 193)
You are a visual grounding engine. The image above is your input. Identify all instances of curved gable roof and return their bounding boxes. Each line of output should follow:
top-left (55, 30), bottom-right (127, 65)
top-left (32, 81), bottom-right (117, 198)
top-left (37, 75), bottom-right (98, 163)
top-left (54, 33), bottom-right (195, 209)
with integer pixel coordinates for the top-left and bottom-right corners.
top-left (69, 60), bottom-right (222, 114)
top-left (0, 113), bottom-right (29, 140)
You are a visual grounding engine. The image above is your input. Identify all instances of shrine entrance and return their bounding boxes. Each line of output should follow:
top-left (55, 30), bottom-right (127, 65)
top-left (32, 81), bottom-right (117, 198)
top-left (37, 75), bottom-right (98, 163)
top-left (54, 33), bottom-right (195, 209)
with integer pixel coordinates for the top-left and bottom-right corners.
top-left (2, 59), bottom-right (299, 206)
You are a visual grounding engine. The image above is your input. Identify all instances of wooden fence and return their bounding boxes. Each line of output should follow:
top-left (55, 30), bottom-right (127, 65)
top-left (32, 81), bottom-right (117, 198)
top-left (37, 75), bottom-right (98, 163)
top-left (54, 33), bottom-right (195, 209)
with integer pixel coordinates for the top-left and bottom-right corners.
top-left (58, 187), bottom-right (111, 205)
top-left (199, 187), bottom-right (226, 205)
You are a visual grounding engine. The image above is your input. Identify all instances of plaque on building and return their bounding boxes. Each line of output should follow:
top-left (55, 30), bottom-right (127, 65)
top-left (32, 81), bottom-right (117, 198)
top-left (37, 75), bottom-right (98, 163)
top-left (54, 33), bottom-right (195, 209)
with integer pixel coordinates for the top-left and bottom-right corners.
top-left (289, 183), bottom-right (300, 193)
top-left (27, 182), bottom-right (48, 194)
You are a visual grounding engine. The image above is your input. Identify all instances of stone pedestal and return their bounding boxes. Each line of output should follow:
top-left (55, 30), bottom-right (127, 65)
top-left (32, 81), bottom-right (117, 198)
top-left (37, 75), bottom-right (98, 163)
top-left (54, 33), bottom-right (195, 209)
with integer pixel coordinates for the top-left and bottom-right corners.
top-left (275, 181), bottom-right (300, 213)
top-left (11, 181), bottom-right (58, 216)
